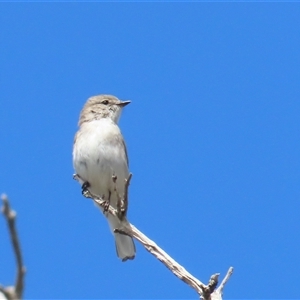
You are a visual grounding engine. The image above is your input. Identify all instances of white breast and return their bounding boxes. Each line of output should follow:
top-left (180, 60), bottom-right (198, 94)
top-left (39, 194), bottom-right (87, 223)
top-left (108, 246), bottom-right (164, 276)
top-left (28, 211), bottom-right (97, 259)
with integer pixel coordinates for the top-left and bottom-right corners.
top-left (73, 119), bottom-right (129, 206)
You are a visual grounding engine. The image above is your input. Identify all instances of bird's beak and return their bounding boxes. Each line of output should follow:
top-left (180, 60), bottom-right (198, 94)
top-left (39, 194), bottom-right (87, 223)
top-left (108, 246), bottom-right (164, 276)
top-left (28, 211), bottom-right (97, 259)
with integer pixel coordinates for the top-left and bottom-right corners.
top-left (118, 100), bottom-right (131, 107)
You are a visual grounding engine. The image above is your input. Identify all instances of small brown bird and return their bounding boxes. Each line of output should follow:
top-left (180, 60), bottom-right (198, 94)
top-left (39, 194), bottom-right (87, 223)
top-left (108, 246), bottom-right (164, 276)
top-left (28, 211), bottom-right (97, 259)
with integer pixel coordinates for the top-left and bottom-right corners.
top-left (73, 95), bottom-right (135, 261)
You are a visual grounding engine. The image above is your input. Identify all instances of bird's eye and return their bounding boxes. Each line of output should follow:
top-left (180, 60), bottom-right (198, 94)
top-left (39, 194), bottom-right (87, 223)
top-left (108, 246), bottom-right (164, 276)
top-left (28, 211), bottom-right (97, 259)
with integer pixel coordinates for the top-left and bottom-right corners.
top-left (102, 100), bottom-right (109, 105)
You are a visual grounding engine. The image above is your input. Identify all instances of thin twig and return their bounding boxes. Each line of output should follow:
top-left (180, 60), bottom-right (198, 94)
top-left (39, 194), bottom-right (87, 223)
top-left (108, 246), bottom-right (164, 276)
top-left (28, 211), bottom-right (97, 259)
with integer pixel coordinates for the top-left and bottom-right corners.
top-left (74, 174), bottom-right (233, 299)
top-left (1, 194), bottom-right (26, 300)
top-left (122, 173), bottom-right (132, 216)
top-left (216, 267), bottom-right (234, 294)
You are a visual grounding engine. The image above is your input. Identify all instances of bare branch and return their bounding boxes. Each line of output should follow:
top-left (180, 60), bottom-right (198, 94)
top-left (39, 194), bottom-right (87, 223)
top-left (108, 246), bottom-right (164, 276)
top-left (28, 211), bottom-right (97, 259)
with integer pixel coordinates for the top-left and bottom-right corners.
top-left (74, 174), bottom-right (233, 299)
top-left (1, 194), bottom-right (26, 300)
top-left (122, 173), bottom-right (132, 216)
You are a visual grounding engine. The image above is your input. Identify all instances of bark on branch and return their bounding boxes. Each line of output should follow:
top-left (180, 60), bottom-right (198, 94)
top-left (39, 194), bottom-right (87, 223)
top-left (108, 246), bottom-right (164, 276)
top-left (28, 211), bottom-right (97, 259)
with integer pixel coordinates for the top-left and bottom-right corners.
top-left (0, 194), bottom-right (26, 300)
top-left (74, 173), bottom-right (233, 300)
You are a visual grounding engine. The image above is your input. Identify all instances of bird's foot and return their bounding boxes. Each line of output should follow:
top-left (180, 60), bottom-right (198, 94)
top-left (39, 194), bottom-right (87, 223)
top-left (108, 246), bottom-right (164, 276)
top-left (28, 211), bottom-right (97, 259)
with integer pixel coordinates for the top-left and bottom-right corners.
top-left (81, 181), bottom-right (90, 197)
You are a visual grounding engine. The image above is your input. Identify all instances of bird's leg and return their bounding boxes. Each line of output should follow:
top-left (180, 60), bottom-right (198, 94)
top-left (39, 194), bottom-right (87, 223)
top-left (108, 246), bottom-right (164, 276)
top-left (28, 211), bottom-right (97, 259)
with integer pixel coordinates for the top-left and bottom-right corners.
top-left (81, 181), bottom-right (90, 197)
top-left (103, 191), bottom-right (111, 213)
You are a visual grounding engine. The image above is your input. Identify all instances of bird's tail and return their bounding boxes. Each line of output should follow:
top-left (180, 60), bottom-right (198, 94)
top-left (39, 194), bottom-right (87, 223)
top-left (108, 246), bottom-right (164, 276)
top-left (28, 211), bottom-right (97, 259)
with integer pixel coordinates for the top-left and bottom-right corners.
top-left (107, 214), bottom-right (136, 261)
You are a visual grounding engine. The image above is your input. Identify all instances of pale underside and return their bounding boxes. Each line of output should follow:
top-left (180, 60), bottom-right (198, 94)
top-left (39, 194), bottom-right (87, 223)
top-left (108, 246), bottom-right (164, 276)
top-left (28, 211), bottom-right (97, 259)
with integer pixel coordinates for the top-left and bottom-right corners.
top-left (73, 118), bottom-right (129, 203)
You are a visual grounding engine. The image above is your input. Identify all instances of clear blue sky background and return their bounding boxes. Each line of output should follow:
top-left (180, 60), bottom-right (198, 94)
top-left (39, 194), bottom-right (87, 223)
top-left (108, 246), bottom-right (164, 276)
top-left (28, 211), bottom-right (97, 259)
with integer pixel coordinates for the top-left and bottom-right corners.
top-left (0, 3), bottom-right (299, 299)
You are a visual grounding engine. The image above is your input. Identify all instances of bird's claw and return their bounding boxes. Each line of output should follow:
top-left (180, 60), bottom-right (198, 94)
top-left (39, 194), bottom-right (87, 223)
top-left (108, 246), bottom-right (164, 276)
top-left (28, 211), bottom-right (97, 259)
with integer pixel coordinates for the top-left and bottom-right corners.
top-left (81, 181), bottom-right (90, 197)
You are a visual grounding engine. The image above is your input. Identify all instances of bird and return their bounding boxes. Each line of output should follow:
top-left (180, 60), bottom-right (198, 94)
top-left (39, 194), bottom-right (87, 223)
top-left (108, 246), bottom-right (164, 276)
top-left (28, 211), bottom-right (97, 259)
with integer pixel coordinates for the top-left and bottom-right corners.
top-left (73, 94), bottom-right (136, 261)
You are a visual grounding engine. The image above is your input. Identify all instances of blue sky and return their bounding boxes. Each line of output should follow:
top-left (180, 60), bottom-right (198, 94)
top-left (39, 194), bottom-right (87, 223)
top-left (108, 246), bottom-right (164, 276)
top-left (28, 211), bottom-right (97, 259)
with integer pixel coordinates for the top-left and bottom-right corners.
top-left (1, 3), bottom-right (300, 299)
